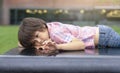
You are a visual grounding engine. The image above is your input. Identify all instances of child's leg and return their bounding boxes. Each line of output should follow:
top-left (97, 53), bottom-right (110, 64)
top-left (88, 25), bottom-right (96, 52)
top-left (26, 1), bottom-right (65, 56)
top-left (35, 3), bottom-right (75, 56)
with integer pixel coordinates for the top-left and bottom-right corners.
top-left (98, 25), bottom-right (120, 55)
top-left (107, 28), bottom-right (120, 47)
top-left (98, 25), bottom-right (120, 48)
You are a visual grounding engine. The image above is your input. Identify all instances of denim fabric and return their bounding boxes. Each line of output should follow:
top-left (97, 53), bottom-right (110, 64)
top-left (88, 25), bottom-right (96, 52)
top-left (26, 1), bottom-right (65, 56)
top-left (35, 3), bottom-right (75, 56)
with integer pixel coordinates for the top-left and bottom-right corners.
top-left (97, 25), bottom-right (120, 54)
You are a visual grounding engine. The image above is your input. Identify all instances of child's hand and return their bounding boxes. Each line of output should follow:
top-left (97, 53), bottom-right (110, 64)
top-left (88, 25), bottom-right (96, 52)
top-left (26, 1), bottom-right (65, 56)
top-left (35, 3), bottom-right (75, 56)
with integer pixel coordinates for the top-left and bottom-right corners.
top-left (42, 39), bottom-right (53, 46)
top-left (35, 39), bottom-right (59, 56)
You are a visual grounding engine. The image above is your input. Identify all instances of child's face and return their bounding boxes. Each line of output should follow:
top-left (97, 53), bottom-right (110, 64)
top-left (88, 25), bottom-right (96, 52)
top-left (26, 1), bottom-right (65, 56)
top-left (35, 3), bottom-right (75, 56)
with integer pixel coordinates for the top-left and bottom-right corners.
top-left (32, 30), bottom-right (59, 56)
top-left (33, 29), bottom-right (50, 49)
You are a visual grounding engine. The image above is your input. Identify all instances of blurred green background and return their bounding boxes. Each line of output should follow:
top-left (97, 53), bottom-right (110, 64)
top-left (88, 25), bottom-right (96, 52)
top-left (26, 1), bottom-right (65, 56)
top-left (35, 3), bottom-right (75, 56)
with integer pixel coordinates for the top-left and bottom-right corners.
top-left (0, 26), bottom-right (19, 54)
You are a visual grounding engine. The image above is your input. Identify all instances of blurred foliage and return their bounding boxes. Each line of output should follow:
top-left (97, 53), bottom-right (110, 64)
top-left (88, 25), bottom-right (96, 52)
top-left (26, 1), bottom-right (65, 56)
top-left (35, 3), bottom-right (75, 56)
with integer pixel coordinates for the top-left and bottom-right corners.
top-left (0, 26), bottom-right (19, 54)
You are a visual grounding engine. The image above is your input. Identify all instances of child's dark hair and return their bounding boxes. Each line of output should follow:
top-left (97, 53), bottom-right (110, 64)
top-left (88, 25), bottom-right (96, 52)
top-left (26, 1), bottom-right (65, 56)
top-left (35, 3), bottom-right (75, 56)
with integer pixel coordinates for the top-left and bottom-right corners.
top-left (18, 17), bottom-right (47, 49)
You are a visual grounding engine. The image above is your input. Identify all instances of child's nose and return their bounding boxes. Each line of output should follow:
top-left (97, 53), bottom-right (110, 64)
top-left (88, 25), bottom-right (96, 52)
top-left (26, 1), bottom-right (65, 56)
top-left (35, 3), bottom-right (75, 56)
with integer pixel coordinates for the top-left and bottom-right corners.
top-left (36, 39), bottom-right (43, 43)
top-left (35, 46), bottom-right (41, 50)
top-left (36, 39), bottom-right (40, 42)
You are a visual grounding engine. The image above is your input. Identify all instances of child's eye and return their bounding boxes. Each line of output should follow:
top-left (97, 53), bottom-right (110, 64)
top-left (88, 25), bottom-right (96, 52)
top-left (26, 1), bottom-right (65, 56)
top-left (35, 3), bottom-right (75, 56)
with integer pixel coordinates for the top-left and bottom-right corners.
top-left (39, 48), bottom-right (43, 50)
top-left (35, 35), bottom-right (38, 37)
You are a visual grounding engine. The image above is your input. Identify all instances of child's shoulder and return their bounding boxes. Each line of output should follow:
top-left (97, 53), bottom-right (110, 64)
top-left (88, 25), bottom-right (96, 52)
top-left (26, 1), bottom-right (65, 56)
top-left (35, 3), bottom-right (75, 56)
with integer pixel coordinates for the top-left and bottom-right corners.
top-left (47, 22), bottom-right (64, 27)
top-left (48, 22), bottom-right (62, 24)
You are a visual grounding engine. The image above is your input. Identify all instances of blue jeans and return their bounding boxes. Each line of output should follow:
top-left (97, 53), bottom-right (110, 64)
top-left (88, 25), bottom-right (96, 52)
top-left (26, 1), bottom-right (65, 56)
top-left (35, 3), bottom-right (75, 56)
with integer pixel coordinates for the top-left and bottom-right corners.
top-left (97, 25), bottom-right (120, 54)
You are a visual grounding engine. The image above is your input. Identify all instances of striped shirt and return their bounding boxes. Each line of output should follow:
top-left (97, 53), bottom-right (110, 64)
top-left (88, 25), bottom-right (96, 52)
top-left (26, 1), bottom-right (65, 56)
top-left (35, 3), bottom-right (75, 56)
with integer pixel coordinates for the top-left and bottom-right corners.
top-left (46, 22), bottom-right (97, 54)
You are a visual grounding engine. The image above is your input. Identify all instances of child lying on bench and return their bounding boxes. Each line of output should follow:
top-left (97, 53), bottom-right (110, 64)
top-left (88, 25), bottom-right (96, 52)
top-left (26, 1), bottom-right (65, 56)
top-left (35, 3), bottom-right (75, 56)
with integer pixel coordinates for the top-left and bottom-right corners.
top-left (18, 17), bottom-right (120, 56)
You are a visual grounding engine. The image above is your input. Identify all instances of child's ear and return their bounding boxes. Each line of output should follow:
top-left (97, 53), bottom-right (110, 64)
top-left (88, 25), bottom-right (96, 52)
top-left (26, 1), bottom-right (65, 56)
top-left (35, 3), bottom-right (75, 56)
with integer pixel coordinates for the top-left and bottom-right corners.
top-left (40, 25), bottom-right (47, 31)
top-left (42, 27), bottom-right (48, 32)
top-left (43, 25), bottom-right (47, 28)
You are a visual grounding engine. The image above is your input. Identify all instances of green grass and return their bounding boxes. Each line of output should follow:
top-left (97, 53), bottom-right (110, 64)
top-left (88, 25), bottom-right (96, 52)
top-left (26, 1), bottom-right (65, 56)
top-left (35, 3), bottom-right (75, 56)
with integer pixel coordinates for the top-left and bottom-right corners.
top-left (112, 26), bottom-right (120, 34)
top-left (0, 26), bottom-right (19, 54)
top-left (0, 25), bottom-right (120, 55)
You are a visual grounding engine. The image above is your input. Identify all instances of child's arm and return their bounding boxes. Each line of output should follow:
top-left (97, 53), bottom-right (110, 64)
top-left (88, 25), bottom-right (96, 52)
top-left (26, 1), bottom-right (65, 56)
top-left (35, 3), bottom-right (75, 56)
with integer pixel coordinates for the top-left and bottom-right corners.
top-left (35, 39), bottom-right (85, 56)
top-left (56, 38), bottom-right (85, 51)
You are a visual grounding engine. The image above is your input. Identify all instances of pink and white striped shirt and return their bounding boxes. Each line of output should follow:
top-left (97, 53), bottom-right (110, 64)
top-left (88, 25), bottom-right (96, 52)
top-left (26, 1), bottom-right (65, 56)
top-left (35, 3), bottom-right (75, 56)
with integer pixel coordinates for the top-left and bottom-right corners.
top-left (46, 22), bottom-right (97, 54)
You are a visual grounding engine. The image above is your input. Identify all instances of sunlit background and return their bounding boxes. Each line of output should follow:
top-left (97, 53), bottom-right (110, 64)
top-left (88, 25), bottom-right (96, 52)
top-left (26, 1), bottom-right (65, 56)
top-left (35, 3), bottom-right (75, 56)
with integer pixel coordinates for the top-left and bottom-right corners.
top-left (0, 0), bottom-right (120, 54)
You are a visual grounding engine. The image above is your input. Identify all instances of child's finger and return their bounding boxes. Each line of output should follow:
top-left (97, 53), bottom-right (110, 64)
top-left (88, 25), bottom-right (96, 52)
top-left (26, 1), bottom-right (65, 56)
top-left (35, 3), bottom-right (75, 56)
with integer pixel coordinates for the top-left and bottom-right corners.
top-left (42, 40), bottom-right (53, 45)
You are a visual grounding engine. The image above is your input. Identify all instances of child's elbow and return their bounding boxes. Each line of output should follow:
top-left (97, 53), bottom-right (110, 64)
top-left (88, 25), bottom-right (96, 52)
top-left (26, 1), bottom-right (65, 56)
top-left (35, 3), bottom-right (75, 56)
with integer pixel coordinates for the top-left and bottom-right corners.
top-left (81, 43), bottom-right (85, 50)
